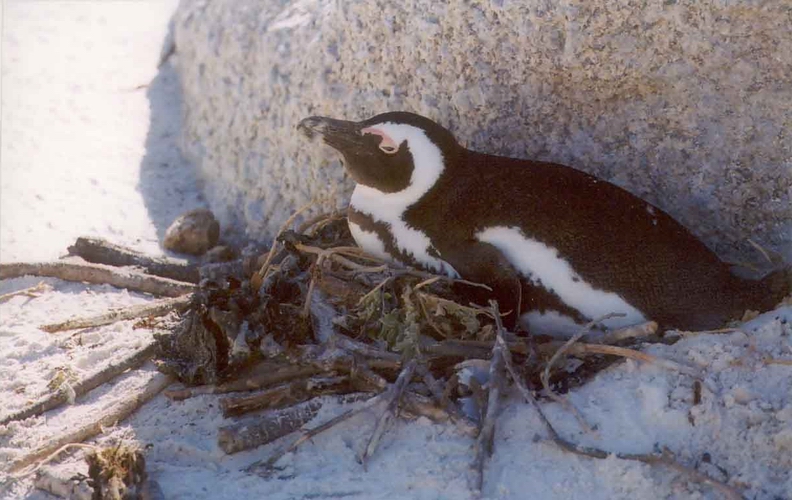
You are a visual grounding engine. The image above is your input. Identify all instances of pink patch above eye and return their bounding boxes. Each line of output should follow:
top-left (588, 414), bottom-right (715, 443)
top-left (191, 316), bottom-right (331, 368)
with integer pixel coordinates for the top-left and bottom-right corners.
top-left (361, 127), bottom-right (398, 151)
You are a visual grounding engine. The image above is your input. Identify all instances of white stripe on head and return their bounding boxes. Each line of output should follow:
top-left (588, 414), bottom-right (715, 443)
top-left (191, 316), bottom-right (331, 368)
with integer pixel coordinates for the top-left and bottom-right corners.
top-left (351, 122), bottom-right (457, 277)
top-left (353, 122), bottom-right (445, 213)
top-left (477, 226), bottom-right (646, 329)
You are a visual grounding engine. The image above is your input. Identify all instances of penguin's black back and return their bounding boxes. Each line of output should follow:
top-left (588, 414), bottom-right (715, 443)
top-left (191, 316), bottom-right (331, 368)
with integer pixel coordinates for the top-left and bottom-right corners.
top-left (405, 149), bottom-right (744, 330)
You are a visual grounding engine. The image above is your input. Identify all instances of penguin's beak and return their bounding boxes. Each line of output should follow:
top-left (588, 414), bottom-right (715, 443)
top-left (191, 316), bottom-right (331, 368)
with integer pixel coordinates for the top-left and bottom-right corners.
top-left (298, 116), bottom-right (365, 153)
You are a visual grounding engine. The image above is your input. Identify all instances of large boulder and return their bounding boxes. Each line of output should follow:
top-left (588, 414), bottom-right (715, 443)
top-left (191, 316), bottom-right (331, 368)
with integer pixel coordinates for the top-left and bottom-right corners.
top-left (172, 0), bottom-right (792, 265)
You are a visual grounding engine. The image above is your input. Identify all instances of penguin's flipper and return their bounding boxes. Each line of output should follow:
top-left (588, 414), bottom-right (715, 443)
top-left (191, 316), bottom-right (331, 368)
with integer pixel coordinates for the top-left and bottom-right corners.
top-left (441, 242), bottom-right (523, 329)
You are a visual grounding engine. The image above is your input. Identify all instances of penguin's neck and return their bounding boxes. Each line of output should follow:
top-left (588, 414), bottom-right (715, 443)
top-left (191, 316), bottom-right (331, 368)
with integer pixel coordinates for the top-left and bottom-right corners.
top-left (349, 183), bottom-right (458, 277)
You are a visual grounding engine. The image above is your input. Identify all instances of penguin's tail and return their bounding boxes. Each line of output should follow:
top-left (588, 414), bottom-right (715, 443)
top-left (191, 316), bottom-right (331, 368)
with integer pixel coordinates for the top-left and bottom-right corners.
top-left (733, 266), bottom-right (792, 314)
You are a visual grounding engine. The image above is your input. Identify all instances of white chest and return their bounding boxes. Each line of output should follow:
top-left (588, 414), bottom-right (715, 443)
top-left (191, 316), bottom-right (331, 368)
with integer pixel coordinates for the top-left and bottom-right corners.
top-left (350, 185), bottom-right (459, 278)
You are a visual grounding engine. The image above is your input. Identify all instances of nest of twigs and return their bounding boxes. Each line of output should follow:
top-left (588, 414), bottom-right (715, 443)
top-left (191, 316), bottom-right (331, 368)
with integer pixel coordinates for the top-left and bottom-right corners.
top-left (156, 211), bottom-right (624, 396)
top-left (1, 207), bottom-right (746, 499)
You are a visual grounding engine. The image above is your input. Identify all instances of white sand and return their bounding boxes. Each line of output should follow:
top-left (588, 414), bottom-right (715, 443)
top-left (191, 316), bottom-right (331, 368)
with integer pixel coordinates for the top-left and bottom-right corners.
top-left (1, 3), bottom-right (791, 499)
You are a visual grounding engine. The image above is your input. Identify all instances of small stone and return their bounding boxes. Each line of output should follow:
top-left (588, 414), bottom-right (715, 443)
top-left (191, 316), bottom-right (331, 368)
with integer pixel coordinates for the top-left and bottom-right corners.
top-left (163, 209), bottom-right (220, 256)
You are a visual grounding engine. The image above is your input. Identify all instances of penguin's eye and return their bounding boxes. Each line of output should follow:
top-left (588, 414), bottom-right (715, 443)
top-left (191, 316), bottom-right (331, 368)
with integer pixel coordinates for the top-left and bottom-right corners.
top-left (379, 144), bottom-right (398, 155)
top-left (362, 127), bottom-right (399, 155)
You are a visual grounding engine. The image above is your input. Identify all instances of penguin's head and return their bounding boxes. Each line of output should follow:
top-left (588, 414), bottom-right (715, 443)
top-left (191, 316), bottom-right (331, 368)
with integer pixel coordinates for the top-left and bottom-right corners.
top-left (298, 111), bottom-right (460, 195)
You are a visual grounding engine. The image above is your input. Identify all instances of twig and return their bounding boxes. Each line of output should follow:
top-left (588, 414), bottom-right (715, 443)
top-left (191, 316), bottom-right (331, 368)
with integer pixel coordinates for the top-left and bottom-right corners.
top-left (294, 243), bottom-right (491, 290)
top-left (764, 357), bottom-right (792, 366)
top-left (332, 333), bottom-right (402, 363)
top-left (541, 314), bottom-right (624, 434)
top-left (40, 294), bottom-right (192, 333)
top-left (296, 209), bottom-right (347, 235)
top-left (218, 398), bottom-right (326, 455)
top-left (0, 261), bottom-right (195, 297)
top-left (8, 373), bottom-right (173, 475)
top-left (494, 314), bottom-right (743, 500)
top-left (255, 201), bottom-right (315, 285)
top-left (12, 443), bottom-right (99, 480)
top-left (248, 391), bottom-right (389, 472)
top-left (562, 344), bottom-right (703, 379)
top-left (163, 364), bottom-right (323, 401)
top-left (415, 363), bottom-right (469, 425)
top-left (362, 359), bottom-right (417, 466)
top-left (219, 376), bottom-right (349, 418)
top-left (472, 301), bottom-right (509, 494)
top-left (0, 342), bottom-right (158, 426)
top-left (672, 327), bottom-right (743, 337)
top-left (356, 277), bottom-right (393, 307)
top-left (301, 258), bottom-right (323, 318)
top-left (747, 238), bottom-right (776, 265)
top-left (34, 464), bottom-right (93, 500)
top-left (600, 321), bottom-right (658, 344)
top-left (0, 281), bottom-right (53, 303)
top-left (67, 236), bottom-right (199, 283)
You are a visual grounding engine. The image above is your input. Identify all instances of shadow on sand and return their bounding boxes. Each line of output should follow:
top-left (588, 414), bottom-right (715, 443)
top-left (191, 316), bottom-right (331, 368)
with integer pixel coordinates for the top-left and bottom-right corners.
top-left (136, 22), bottom-right (206, 249)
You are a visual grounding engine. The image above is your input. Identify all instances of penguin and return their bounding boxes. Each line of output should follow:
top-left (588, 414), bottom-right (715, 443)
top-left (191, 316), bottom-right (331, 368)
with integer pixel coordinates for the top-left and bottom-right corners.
top-left (298, 111), bottom-right (790, 335)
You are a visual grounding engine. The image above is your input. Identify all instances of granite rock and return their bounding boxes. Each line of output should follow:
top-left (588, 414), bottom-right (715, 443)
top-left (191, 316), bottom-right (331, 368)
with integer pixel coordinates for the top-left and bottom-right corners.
top-left (163, 208), bottom-right (220, 255)
top-left (172, 0), bottom-right (792, 265)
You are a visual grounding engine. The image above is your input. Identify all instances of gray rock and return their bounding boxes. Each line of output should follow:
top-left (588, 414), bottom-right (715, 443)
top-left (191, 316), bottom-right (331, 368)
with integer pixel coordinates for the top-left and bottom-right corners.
top-left (163, 208), bottom-right (219, 255)
top-left (172, 0), bottom-right (792, 265)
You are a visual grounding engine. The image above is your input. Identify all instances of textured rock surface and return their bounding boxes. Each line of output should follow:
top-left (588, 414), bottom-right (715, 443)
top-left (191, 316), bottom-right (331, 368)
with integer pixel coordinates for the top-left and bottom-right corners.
top-left (172, 0), bottom-right (792, 265)
top-left (163, 208), bottom-right (220, 255)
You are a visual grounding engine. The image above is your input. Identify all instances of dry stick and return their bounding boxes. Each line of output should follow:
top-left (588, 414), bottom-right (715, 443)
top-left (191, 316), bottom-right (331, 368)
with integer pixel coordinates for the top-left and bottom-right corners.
top-left (34, 463), bottom-right (94, 500)
top-left (249, 370), bottom-right (453, 472)
top-left (355, 276), bottom-right (394, 307)
top-left (294, 243), bottom-right (491, 290)
top-left (40, 294), bottom-right (192, 333)
top-left (361, 359), bottom-right (417, 467)
top-left (472, 301), bottom-right (509, 494)
top-left (8, 373), bottom-right (174, 475)
top-left (495, 329), bottom-right (743, 500)
top-left (416, 362), bottom-right (474, 431)
top-left (0, 281), bottom-right (53, 303)
top-left (0, 261), bottom-right (195, 297)
top-left (12, 443), bottom-right (99, 482)
top-left (218, 398), bottom-right (326, 455)
top-left (248, 391), bottom-right (389, 472)
top-left (301, 257), bottom-right (324, 318)
top-left (564, 344), bottom-right (704, 379)
top-left (219, 376), bottom-right (349, 418)
top-left (0, 342), bottom-right (158, 426)
top-left (541, 313), bottom-right (624, 434)
top-left (747, 238), bottom-right (777, 265)
top-left (296, 207), bottom-right (347, 235)
top-left (67, 236), bottom-right (199, 283)
top-left (164, 364), bottom-right (323, 401)
top-left (332, 333), bottom-right (402, 363)
top-left (600, 321), bottom-right (658, 344)
top-left (255, 201), bottom-right (316, 283)
top-left (764, 357), bottom-right (792, 366)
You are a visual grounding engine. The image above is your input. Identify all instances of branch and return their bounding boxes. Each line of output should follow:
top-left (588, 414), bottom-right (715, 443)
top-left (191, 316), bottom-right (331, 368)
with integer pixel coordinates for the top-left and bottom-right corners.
top-left (8, 373), bottom-right (173, 475)
top-left (0, 342), bottom-right (158, 426)
top-left (219, 376), bottom-right (350, 418)
top-left (0, 281), bottom-right (53, 303)
top-left (218, 398), bottom-right (326, 454)
top-left (0, 261), bottom-right (195, 297)
top-left (34, 465), bottom-right (93, 500)
top-left (40, 294), bottom-right (192, 333)
top-left (495, 321), bottom-right (743, 500)
top-left (362, 359), bottom-right (416, 466)
top-left (67, 236), bottom-right (199, 283)
top-left (471, 301), bottom-right (509, 494)
top-left (163, 364), bottom-right (323, 401)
